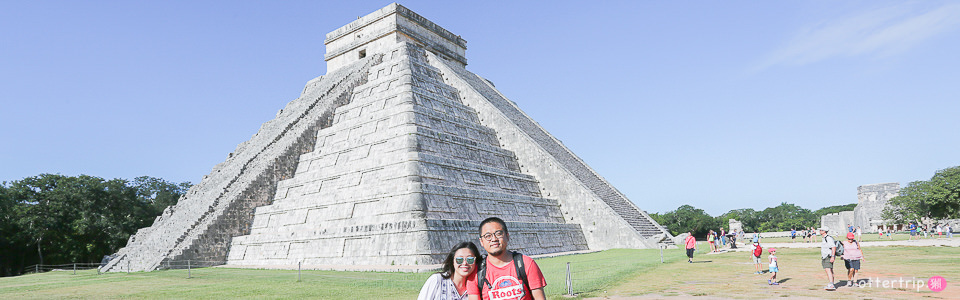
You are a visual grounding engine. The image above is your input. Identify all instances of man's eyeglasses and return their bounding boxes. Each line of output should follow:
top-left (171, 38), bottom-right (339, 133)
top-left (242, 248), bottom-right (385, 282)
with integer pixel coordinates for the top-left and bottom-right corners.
top-left (455, 256), bottom-right (476, 265)
top-left (480, 230), bottom-right (505, 241)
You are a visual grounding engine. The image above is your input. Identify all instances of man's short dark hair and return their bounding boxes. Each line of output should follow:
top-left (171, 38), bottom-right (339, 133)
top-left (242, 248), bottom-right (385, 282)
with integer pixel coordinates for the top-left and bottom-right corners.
top-left (479, 217), bottom-right (508, 234)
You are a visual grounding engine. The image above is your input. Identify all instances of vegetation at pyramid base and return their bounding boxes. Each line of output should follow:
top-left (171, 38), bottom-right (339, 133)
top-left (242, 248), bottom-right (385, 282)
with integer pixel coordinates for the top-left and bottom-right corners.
top-left (883, 165), bottom-right (960, 222)
top-left (0, 174), bottom-right (191, 277)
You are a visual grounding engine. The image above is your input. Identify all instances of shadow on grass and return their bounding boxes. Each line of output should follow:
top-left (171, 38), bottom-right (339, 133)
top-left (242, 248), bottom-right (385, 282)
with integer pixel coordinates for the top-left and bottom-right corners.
top-left (690, 261), bottom-right (713, 263)
top-left (777, 278), bottom-right (791, 284)
top-left (835, 278), bottom-right (871, 289)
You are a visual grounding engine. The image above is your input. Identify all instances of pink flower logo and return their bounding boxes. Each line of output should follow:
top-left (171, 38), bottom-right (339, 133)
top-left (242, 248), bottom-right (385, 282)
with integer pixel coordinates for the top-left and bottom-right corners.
top-left (928, 276), bottom-right (946, 292)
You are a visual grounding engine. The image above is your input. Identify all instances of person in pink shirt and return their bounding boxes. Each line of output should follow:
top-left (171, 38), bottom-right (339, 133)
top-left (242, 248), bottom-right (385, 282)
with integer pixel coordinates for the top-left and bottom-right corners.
top-left (841, 232), bottom-right (866, 287)
top-left (684, 231), bottom-right (697, 263)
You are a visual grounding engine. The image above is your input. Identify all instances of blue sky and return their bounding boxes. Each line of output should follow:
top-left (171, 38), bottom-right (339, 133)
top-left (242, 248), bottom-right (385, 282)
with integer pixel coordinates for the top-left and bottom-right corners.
top-left (2, 1), bottom-right (958, 215)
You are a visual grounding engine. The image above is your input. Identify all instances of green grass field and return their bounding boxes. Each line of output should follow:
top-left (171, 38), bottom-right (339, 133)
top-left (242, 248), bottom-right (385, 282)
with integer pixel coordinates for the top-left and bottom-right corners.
top-left (1, 246), bottom-right (957, 299)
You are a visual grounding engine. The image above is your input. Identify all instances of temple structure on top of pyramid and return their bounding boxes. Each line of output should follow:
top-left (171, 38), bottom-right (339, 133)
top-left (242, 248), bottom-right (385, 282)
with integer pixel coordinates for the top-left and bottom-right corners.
top-left (102, 3), bottom-right (671, 272)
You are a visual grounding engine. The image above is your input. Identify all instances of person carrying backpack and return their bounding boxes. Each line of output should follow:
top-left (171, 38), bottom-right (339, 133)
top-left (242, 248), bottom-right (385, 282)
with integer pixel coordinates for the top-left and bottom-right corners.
top-left (467, 217), bottom-right (546, 300)
top-left (818, 228), bottom-right (837, 291)
top-left (752, 238), bottom-right (763, 274)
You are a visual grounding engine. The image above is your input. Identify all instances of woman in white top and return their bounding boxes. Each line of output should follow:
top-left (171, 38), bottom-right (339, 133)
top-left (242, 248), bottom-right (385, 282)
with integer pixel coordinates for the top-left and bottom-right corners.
top-left (418, 242), bottom-right (481, 300)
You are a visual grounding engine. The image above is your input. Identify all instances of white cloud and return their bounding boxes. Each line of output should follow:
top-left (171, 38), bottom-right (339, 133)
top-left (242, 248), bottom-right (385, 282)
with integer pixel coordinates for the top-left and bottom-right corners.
top-left (755, 3), bottom-right (960, 70)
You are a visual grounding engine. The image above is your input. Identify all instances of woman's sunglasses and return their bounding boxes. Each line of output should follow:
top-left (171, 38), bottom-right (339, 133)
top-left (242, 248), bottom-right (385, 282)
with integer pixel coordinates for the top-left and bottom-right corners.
top-left (455, 256), bottom-right (476, 265)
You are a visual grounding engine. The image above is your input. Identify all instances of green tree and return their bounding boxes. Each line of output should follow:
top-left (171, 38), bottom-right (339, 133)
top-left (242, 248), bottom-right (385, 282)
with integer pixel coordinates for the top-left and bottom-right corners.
top-left (0, 182), bottom-right (29, 276)
top-left (813, 203), bottom-right (857, 216)
top-left (717, 208), bottom-right (758, 232)
top-left (753, 202), bottom-right (817, 232)
top-left (0, 174), bottom-right (191, 277)
top-left (883, 166), bottom-right (960, 222)
top-left (653, 205), bottom-right (720, 238)
top-left (132, 176), bottom-right (191, 213)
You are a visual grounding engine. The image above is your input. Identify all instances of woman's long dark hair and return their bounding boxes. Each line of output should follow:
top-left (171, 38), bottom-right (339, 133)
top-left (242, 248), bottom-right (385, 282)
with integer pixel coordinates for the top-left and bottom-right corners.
top-left (440, 241), bottom-right (482, 279)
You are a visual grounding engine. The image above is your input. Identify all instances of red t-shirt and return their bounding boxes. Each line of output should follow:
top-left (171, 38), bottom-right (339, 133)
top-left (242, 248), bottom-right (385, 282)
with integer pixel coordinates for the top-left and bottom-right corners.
top-left (466, 254), bottom-right (546, 300)
top-left (684, 235), bottom-right (696, 249)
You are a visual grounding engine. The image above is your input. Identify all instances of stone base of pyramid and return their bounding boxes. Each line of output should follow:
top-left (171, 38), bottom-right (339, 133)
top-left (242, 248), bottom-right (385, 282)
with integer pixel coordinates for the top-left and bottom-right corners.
top-left (228, 219), bottom-right (587, 266)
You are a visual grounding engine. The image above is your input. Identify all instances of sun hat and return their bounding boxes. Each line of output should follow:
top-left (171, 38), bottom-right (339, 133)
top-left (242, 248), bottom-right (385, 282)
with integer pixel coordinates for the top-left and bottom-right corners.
top-left (768, 248), bottom-right (776, 253)
top-left (846, 232), bottom-right (855, 239)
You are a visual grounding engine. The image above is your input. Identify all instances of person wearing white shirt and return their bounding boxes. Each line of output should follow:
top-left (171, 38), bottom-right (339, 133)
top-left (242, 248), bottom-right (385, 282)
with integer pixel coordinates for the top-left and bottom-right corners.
top-left (418, 242), bottom-right (481, 300)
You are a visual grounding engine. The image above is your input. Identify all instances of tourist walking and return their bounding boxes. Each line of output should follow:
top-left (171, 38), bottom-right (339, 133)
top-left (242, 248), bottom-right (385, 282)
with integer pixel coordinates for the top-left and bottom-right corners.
top-left (685, 231), bottom-right (697, 263)
top-left (752, 237), bottom-right (763, 274)
top-left (720, 227), bottom-right (727, 247)
top-left (855, 226), bottom-right (862, 240)
top-left (707, 230), bottom-right (717, 252)
top-left (467, 217), bottom-right (547, 300)
top-left (841, 232), bottom-right (865, 287)
top-left (767, 248), bottom-right (779, 285)
top-left (791, 228), bottom-right (796, 242)
top-left (909, 222), bottom-right (918, 240)
top-left (819, 228), bottom-right (837, 291)
top-left (418, 242), bottom-right (482, 300)
top-left (947, 224), bottom-right (954, 238)
top-left (937, 224), bottom-right (943, 238)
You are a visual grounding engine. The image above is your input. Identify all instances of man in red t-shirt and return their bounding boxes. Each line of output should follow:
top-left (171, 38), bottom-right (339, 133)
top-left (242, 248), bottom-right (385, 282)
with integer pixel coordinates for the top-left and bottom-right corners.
top-left (467, 217), bottom-right (546, 300)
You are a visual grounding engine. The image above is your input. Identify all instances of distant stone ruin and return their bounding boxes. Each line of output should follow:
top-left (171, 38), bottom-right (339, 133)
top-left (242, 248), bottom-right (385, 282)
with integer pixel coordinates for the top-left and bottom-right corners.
top-left (728, 219), bottom-right (743, 233)
top-left (102, 3), bottom-right (671, 272)
top-left (820, 211), bottom-right (854, 236)
top-left (819, 183), bottom-right (901, 234)
top-left (855, 183), bottom-right (900, 232)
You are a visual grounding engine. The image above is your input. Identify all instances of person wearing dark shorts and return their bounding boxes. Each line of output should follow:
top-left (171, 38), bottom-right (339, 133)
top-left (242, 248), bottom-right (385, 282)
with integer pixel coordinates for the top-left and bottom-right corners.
top-left (684, 232), bottom-right (697, 263)
top-left (842, 232), bottom-right (865, 287)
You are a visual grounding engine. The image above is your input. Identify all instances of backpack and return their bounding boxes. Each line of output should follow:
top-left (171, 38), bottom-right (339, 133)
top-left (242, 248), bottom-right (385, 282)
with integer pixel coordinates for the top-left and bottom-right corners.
top-left (752, 244), bottom-right (762, 257)
top-left (827, 236), bottom-right (844, 256)
top-left (477, 251), bottom-right (529, 300)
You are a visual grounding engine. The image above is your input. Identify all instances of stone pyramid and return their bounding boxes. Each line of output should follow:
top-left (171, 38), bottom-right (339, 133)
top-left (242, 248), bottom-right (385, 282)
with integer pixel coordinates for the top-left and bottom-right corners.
top-left (103, 3), bottom-right (670, 272)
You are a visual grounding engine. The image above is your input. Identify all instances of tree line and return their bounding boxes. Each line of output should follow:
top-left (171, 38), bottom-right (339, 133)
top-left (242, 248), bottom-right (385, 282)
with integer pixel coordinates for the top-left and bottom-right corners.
top-left (883, 165), bottom-right (960, 224)
top-left (653, 165), bottom-right (960, 239)
top-left (649, 203), bottom-right (857, 239)
top-left (0, 174), bottom-right (190, 277)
